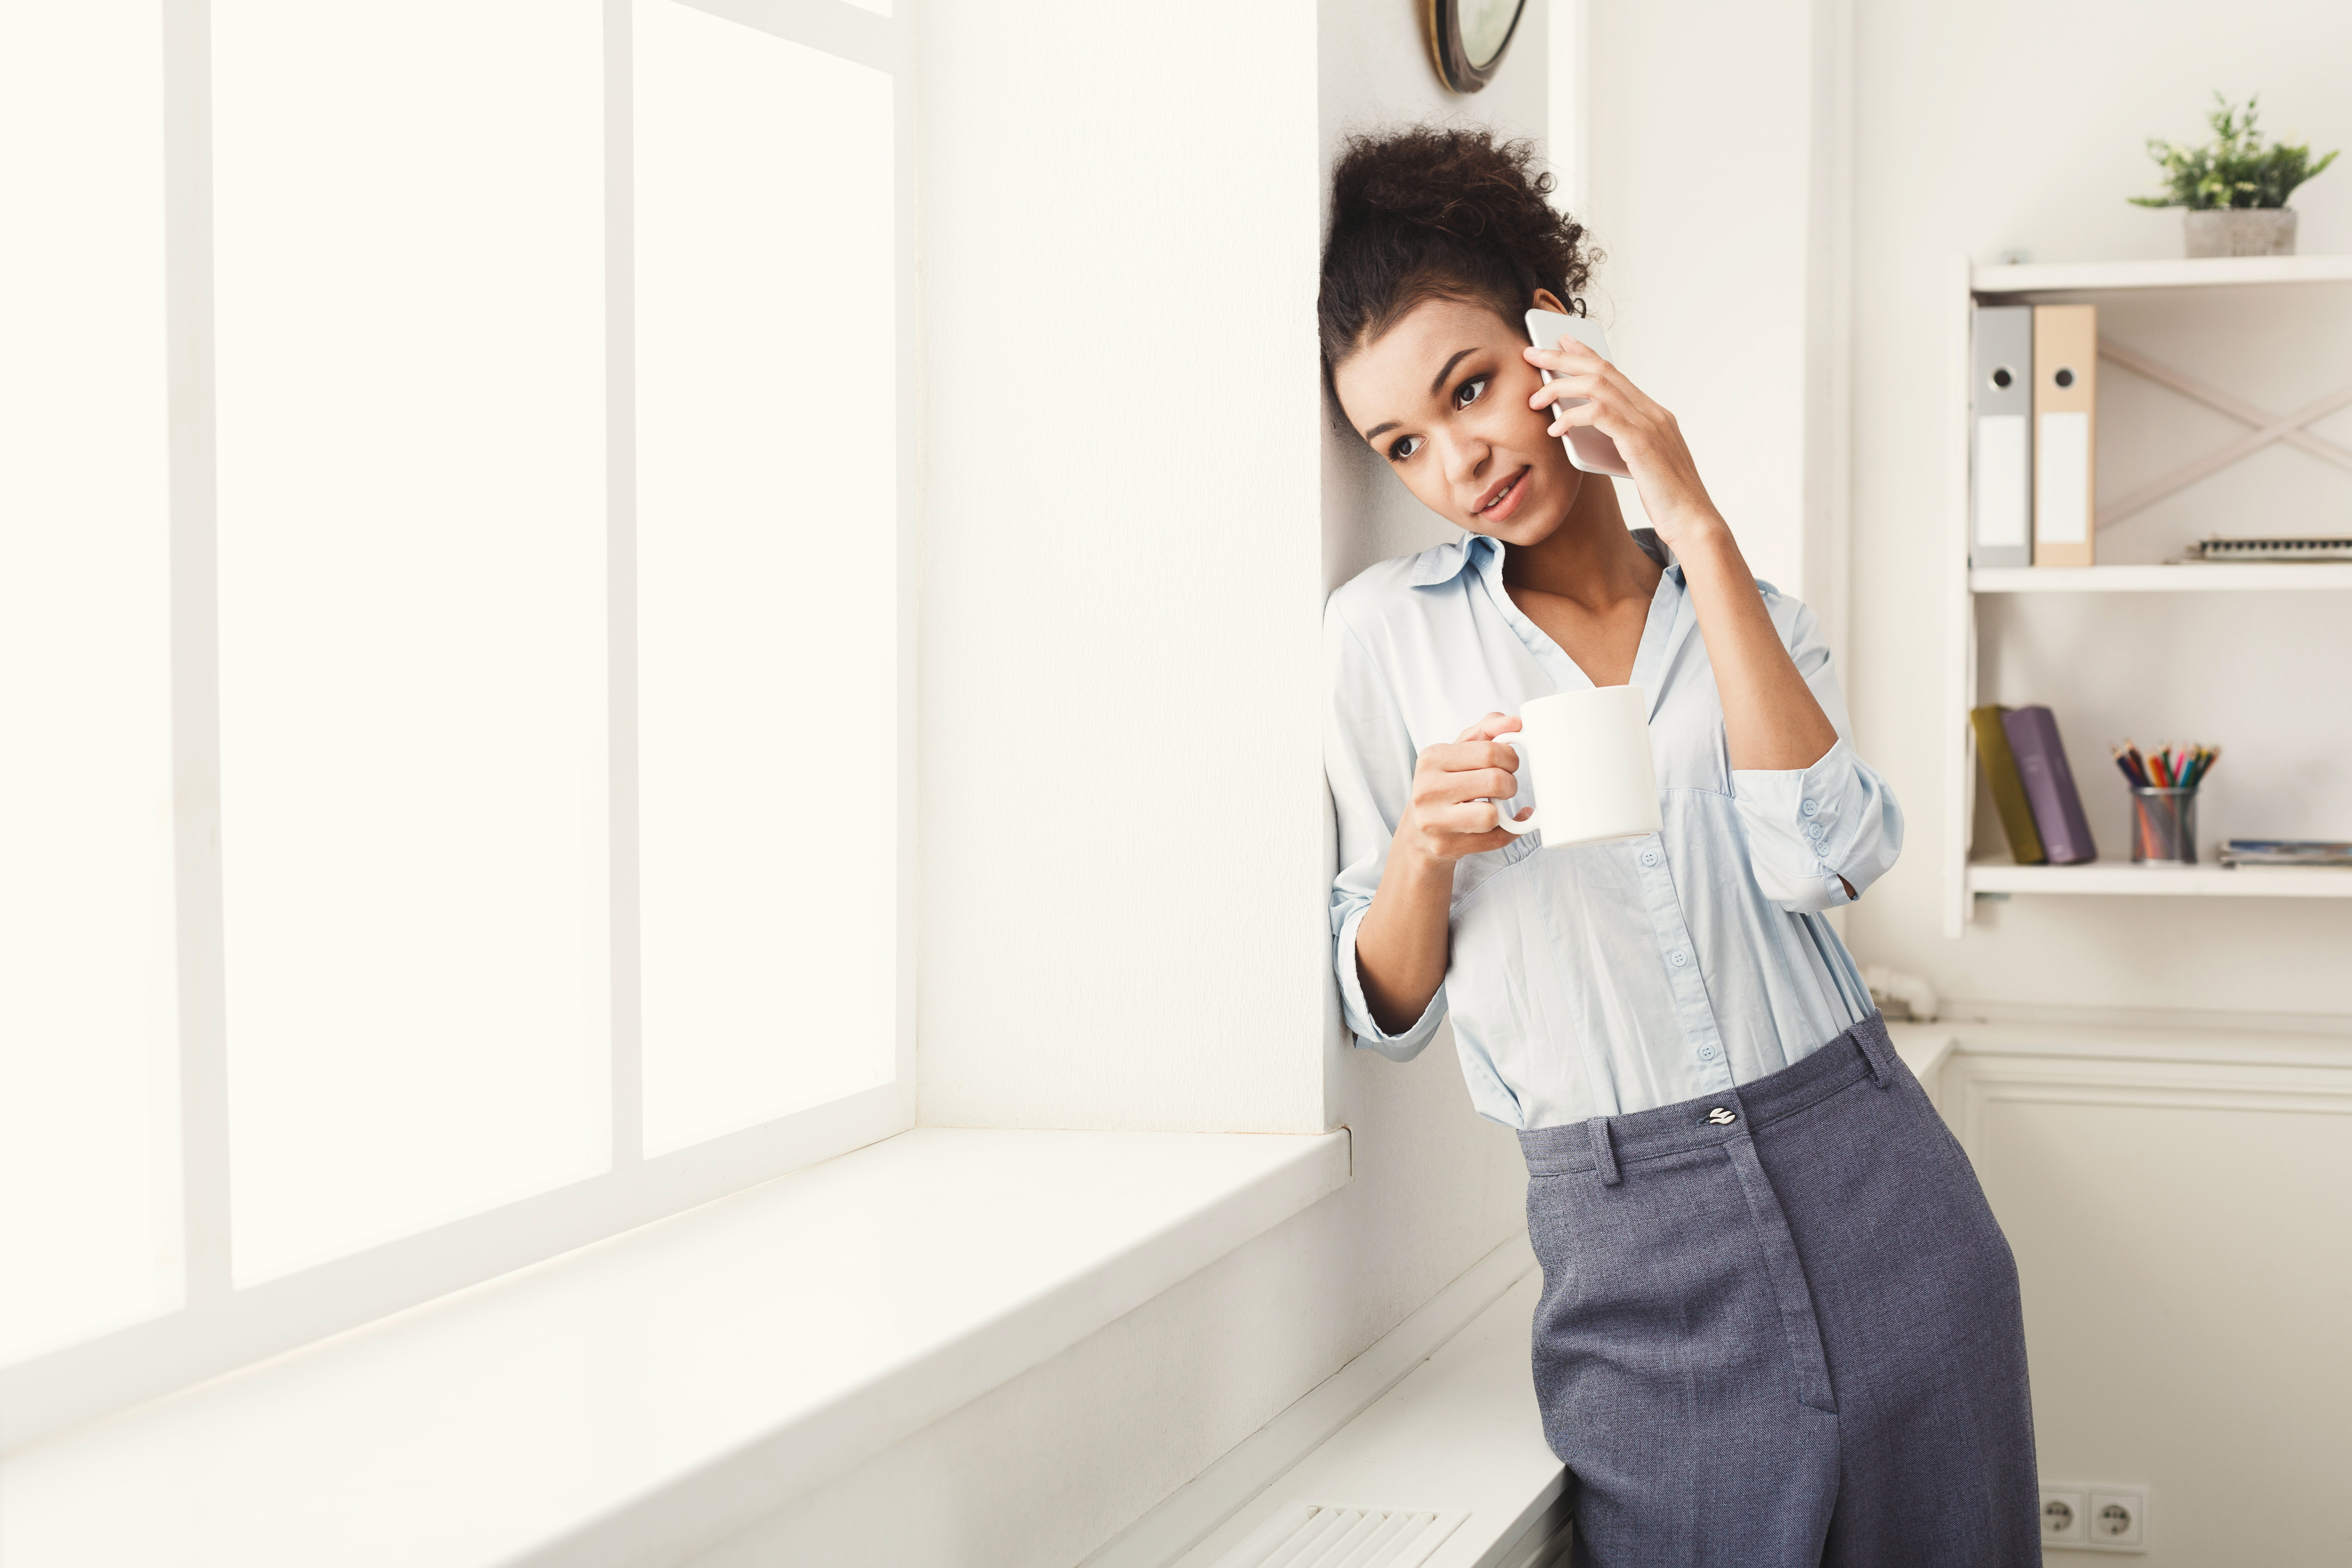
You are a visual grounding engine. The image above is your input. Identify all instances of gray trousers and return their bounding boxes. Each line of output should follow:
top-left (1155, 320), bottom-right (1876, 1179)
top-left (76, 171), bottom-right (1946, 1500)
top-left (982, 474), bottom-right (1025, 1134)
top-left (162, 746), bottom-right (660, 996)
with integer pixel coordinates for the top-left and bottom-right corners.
top-left (1519, 1013), bottom-right (2041, 1568)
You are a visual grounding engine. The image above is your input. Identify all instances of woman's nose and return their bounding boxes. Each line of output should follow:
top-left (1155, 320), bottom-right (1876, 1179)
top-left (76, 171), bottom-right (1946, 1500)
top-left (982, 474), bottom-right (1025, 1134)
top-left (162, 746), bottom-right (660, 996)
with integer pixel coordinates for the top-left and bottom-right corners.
top-left (1440, 431), bottom-right (1487, 486)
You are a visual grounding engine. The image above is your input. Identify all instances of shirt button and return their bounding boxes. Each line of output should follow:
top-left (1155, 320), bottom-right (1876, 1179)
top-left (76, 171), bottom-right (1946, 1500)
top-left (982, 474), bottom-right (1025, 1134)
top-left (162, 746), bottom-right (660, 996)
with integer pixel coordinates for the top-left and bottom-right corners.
top-left (1696, 1044), bottom-right (1718, 1062)
top-left (1801, 798), bottom-right (1820, 817)
top-left (1639, 848), bottom-right (1659, 867)
top-left (1670, 951), bottom-right (1688, 968)
top-left (1805, 821), bottom-right (1825, 841)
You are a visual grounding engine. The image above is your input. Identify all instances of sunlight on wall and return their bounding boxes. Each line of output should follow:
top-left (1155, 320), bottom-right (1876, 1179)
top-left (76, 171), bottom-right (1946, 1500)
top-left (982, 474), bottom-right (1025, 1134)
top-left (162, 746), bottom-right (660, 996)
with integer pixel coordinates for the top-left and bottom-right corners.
top-left (0, 0), bottom-right (173, 1359)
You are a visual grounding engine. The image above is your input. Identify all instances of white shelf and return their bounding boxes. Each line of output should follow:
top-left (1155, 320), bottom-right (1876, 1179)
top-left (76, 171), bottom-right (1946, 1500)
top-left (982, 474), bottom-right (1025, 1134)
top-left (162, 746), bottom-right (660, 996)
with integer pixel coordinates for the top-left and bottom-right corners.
top-left (1970, 562), bottom-right (2352, 593)
top-left (1941, 248), bottom-right (2352, 933)
top-left (1971, 253), bottom-right (2352, 295)
top-left (1969, 861), bottom-right (2352, 898)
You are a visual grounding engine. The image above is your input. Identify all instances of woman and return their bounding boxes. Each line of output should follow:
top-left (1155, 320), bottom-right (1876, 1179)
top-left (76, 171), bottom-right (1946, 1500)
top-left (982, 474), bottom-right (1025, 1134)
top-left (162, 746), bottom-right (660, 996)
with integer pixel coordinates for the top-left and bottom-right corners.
top-left (1320, 128), bottom-right (2039, 1566)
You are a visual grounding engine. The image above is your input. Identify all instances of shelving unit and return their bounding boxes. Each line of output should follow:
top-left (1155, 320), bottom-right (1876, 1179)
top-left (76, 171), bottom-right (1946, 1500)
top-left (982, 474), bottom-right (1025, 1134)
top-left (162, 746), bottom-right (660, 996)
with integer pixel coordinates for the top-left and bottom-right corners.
top-left (1971, 562), bottom-right (2352, 593)
top-left (1943, 254), bottom-right (2352, 934)
top-left (1971, 253), bottom-right (2352, 295)
top-left (1968, 861), bottom-right (2352, 899)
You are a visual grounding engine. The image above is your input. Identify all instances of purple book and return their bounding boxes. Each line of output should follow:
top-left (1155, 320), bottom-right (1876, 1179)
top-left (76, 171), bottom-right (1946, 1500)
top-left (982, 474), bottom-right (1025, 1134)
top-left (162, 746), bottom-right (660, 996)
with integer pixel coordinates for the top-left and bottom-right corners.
top-left (2001, 705), bottom-right (2097, 865)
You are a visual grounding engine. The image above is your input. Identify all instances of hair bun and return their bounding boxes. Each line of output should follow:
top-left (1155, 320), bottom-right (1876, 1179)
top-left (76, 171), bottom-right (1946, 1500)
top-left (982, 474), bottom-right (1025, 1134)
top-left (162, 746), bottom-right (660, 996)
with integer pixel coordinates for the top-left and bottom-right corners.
top-left (1320, 126), bottom-right (1595, 374)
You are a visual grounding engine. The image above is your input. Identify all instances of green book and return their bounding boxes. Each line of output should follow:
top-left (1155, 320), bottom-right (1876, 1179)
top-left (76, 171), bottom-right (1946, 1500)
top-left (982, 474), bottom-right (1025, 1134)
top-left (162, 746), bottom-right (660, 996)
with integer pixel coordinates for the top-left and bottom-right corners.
top-left (1969, 705), bottom-right (2047, 865)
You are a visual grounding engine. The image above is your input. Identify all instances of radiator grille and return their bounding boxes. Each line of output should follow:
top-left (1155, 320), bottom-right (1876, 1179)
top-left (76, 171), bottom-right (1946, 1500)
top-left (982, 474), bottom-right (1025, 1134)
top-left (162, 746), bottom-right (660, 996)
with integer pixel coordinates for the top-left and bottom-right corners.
top-left (1207, 1502), bottom-right (1470, 1568)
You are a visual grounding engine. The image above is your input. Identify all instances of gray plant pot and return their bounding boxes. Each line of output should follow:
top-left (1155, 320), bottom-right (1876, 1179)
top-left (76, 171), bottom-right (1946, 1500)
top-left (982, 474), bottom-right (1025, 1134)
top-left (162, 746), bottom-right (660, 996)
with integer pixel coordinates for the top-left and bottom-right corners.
top-left (2183, 207), bottom-right (2297, 257)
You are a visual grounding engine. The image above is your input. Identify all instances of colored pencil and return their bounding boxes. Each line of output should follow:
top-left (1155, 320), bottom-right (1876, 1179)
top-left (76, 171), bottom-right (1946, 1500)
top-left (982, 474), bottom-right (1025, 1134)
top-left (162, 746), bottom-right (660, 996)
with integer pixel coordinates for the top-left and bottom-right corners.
top-left (2110, 741), bottom-right (2220, 790)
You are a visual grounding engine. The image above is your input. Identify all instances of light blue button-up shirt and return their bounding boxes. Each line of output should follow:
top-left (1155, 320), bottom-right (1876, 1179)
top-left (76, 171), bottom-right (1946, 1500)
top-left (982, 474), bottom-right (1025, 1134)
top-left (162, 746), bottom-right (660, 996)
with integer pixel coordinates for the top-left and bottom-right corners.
top-left (1323, 529), bottom-right (1901, 1130)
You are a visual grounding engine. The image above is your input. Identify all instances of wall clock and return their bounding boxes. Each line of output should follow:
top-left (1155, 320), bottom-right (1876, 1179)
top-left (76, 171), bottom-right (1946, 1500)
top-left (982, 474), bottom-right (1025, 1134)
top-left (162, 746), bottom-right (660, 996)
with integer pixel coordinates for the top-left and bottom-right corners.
top-left (1427, 0), bottom-right (1527, 93)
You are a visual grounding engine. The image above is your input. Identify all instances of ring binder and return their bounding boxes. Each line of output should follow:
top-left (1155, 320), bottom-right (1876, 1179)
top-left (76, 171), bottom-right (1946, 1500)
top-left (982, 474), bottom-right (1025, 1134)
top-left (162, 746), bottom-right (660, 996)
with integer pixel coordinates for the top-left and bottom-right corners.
top-left (1971, 306), bottom-right (2033, 569)
top-left (2032, 304), bottom-right (2098, 568)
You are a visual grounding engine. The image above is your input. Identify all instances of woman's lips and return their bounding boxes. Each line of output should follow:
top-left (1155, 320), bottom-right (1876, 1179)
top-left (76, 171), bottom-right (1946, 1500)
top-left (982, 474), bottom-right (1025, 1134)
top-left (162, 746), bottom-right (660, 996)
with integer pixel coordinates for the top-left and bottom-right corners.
top-left (1474, 466), bottom-right (1532, 523)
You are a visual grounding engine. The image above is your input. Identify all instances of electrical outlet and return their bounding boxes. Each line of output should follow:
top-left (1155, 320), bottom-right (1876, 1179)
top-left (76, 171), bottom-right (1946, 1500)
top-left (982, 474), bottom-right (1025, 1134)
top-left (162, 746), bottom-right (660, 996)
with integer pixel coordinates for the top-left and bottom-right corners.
top-left (2040, 1485), bottom-right (2087, 1545)
top-left (2087, 1487), bottom-right (2147, 1550)
top-left (2042, 1480), bottom-right (2145, 1552)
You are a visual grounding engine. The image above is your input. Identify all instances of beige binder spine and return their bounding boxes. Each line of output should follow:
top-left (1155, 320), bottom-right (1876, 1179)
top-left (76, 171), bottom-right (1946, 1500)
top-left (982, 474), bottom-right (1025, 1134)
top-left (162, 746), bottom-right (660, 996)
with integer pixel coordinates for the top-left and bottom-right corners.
top-left (2032, 304), bottom-right (2097, 568)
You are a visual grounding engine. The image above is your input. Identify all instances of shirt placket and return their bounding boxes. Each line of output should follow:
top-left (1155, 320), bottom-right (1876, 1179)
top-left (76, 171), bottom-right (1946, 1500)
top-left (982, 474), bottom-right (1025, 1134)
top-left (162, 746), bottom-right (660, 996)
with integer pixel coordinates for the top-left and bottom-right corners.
top-left (1636, 839), bottom-right (1732, 1089)
top-left (1471, 536), bottom-right (1730, 1088)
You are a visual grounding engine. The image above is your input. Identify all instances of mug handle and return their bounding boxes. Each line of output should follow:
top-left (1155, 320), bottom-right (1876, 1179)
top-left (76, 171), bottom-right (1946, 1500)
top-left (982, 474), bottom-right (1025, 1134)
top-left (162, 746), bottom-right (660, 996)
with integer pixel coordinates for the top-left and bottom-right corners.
top-left (1488, 735), bottom-right (1540, 836)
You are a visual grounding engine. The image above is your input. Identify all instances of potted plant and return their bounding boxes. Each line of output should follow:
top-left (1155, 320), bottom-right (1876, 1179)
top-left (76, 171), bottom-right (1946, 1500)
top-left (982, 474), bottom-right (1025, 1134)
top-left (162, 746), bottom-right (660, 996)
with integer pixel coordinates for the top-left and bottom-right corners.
top-left (2129, 93), bottom-right (2337, 257)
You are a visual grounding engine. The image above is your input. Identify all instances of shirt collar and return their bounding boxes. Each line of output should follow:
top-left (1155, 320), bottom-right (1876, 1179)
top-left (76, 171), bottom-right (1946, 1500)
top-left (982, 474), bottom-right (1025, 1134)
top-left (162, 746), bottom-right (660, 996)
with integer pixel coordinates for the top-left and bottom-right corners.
top-left (1407, 527), bottom-right (1681, 587)
top-left (1403, 532), bottom-right (1492, 587)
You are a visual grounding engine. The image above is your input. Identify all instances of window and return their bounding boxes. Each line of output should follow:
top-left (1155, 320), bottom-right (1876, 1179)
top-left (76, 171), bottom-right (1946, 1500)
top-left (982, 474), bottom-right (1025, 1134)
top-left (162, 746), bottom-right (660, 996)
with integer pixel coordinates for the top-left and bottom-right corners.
top-left (0, 0), bottom-right (911, 1451)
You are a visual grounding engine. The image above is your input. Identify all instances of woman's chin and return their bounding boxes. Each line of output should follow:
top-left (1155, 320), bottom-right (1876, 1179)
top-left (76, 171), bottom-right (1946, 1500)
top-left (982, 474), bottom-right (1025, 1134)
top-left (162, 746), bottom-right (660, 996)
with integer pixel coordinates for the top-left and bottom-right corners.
top-left (1479, 488), bottom-right (1576, 547)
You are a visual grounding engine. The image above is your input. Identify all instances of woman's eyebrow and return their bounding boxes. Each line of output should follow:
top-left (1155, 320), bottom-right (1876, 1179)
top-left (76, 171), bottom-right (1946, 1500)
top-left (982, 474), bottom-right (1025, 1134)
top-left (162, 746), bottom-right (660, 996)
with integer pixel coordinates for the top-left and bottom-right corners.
top-left (1361, 346), bottom-right (1484, 442)
top-left (1427, 347), bottom-right (1478, 393)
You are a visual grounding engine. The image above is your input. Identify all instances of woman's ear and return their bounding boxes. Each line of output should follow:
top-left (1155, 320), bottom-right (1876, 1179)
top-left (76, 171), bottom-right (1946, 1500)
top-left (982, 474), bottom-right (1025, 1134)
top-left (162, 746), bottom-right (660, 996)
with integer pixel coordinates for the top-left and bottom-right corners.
top-left (1530, 288), bottom-right (1571, 315)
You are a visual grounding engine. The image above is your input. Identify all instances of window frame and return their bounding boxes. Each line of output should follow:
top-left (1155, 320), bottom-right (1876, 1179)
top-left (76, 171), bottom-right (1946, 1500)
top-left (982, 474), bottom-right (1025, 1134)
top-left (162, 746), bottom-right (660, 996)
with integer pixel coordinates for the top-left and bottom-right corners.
top-left (0, 0), bottom-right (918, 1455)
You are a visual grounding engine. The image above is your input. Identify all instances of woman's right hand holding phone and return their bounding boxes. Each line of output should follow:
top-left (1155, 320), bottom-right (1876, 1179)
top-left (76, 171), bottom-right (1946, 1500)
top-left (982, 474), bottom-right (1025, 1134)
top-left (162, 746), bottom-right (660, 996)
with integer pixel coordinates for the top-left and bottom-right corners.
top-left (1394, 713), bottom-right (1530, 866)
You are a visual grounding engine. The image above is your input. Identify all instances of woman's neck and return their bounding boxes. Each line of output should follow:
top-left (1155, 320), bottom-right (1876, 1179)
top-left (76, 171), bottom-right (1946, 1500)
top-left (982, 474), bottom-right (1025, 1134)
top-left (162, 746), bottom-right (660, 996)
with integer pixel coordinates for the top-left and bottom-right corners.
top-left (1500, 469), bottom-right (1662, 613)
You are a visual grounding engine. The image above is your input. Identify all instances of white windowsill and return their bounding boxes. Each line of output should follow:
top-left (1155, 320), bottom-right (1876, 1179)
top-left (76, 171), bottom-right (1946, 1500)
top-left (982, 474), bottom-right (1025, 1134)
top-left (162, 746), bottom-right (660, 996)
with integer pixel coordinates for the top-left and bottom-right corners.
top-left (0, 1125), bottom-right (1353, 1568)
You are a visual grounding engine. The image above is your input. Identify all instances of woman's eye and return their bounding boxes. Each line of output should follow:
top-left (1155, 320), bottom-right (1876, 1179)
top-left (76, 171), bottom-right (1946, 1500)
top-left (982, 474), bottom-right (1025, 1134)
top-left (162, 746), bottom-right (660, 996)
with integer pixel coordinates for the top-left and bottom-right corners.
top-left (1387, 434), bottom-right (1424, 462)
top-left (1454, 376), bottom-right (1488, 410)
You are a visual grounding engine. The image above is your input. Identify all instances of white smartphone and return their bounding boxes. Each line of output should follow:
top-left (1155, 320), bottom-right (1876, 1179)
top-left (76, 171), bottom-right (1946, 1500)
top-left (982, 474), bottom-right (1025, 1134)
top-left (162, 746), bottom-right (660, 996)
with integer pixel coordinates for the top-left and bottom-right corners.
top-left (1524, 308), bottom-right (1631, 477)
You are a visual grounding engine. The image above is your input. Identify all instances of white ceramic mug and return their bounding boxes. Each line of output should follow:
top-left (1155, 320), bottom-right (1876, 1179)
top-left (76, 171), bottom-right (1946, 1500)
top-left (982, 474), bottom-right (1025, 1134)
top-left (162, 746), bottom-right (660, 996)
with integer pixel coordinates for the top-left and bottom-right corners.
top-left (1490, 685), bottom-right (1663, 848)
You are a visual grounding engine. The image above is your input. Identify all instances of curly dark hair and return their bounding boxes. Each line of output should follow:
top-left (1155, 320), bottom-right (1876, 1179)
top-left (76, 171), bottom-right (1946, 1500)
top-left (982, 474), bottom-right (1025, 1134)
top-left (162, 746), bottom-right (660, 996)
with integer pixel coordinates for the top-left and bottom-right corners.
top-left (1318, 127), bottom-right (1595, 386)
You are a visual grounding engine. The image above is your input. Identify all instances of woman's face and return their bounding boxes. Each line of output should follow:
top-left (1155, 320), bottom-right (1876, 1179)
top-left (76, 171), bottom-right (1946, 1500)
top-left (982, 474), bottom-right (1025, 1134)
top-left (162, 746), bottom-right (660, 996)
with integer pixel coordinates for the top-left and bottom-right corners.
top-left (1330, 290), bottom-right (1581, 546)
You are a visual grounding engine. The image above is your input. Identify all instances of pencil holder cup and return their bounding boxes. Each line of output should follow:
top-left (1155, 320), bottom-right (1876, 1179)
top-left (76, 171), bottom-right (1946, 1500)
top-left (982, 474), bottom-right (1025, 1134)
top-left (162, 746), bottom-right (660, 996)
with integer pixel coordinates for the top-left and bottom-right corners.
top-left (2128, 786), bottom-right (2198, 865)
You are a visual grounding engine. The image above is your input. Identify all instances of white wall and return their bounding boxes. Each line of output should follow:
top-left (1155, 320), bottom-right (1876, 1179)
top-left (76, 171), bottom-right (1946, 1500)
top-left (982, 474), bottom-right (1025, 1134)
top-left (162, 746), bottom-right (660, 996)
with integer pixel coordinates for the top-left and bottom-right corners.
top-left (1937, 1042), bottom-right (2352, 1568)
top-left (1579, 0), bottom-right (1845, 616)
top-left (681, 4), bottom-right (1543, 1562)
top-left (914, 0), bottom-right (1330, 1135)
top-left (1841, 0), bottom-right (2352, 1024)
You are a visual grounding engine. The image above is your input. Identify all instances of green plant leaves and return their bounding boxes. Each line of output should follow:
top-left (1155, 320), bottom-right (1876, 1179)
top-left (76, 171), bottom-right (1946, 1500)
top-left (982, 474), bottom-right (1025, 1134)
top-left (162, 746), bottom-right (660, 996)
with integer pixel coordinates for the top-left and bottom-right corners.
top-left (2130, 93), bottom-right (2340, 210)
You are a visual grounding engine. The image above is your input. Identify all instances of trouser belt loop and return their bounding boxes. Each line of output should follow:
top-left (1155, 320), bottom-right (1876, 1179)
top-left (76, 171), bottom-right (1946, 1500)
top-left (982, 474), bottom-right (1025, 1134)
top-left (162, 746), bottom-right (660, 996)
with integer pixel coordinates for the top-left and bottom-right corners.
top-left (1855, 1015), bottom-right (1896, 1088)
top-left (1587, 1116), bottom-right (1621, 1186)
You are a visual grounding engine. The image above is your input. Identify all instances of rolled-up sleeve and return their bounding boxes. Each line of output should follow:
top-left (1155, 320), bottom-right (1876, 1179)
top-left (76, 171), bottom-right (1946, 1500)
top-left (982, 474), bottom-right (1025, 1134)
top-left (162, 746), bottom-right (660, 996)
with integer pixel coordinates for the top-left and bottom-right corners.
top-left (1325, 599), bottom-right (1447, 1060)
top-left (1730, 597), bottom-right (1904, 914)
